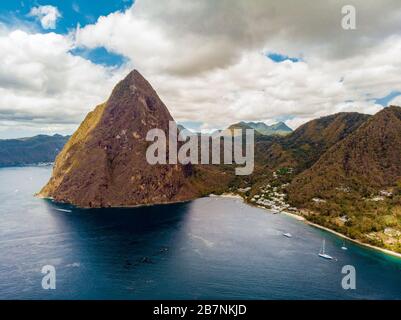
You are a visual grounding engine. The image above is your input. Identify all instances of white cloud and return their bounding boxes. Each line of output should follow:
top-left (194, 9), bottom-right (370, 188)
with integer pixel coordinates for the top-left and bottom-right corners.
top-left (0, 29), bottom-right (129, 137)
top-left (143, 52), bottom-right (385, 130)
top-left (76, 0), bottom-right (401, 75)
top-left (2, 0), bottom-right (401, 138)
top-left (72, 0), bottom-right (401, 130)
top-left (389, 95), bottom-right (401, 106)
top-left (29, 5), bottom-right (62, 30)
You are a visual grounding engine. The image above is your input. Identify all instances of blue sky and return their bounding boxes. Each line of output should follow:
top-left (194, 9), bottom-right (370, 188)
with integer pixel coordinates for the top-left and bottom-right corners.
top-left (69, 46), bottom-right (127, 68)
top-left (0, 0), bottom-right (132, 68)
top-left (267, 53), bottom-right (301, 63)
top-left (0, 0), bottom-right (133, 32)
top-left (374, 91), bottom-right (401, 107)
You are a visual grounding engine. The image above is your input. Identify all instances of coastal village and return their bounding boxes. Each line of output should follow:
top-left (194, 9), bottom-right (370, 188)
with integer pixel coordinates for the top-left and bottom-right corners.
top-left (236, 168), bottom-right (298, 213)
top-left (225, 166), bottom-right (401, 257)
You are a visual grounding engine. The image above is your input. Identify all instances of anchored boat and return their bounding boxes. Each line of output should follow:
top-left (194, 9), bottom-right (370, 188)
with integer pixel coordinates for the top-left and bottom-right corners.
top-left (318, 240), bottom-right (334, 260)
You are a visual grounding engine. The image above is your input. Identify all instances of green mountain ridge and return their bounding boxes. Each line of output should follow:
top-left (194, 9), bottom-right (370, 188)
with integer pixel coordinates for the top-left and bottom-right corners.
top-left (0, 134), bottom-right (70, 167)
top-left (285, 106), bottom-right (401, 252)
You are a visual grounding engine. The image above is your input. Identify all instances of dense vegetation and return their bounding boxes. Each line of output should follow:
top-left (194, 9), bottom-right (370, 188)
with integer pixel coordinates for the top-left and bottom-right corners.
top-left (211, 107), bottom-right (401, 253)
top-left (0, 134), bottom-right (69, 167)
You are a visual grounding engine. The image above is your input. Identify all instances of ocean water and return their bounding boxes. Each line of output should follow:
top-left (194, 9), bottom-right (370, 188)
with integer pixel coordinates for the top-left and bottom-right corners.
top-left (0, 166), bottom-right (400, 300)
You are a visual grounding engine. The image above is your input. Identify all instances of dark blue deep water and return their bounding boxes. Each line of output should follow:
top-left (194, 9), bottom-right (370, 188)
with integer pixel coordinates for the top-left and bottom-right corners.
top-left (0, 166), bottom-right (401, 300)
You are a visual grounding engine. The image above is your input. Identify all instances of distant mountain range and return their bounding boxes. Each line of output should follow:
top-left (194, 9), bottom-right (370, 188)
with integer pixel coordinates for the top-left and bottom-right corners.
top-left (0, 134), bottom-right (70, 167)
top-left (35, 69), bottom-right (401, 253)
top-left (243, 121), bottom-right (292, 136)
top-left (228, 121), bottom-right (292, 136)
top-left (0, 121), bottom-right (289, 170)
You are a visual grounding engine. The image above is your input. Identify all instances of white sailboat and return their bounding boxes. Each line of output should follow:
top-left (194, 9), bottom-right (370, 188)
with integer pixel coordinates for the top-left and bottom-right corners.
top-left (318, 240), bottom-right (333, 260)
top-left (341, 241), bottom-right (348, 250)
top-left (55, 208), bottom-right (72, 213)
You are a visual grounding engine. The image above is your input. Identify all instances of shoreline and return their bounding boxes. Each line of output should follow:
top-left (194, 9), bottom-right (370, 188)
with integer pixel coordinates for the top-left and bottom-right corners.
top-left (217, 193), bottom-right (401, 260)
top-left (211, 193), bottom-right (244, 200)
top-left (302, 218), bottom-right (401, 260)
top-left (280, 211), bottom-right (401, 260)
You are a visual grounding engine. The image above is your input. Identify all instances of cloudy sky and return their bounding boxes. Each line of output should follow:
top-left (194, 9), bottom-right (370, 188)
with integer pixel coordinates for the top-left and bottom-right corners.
top-left (1, 0), bottom-right (401, 138)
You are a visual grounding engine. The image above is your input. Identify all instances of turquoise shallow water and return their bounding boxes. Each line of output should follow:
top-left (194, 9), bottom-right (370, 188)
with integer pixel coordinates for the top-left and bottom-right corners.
top-left (0, 166), bottom-right (401, 300)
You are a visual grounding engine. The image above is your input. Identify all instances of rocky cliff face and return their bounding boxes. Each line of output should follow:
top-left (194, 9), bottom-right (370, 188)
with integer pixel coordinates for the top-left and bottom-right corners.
top-left (39, 70), bottom-right (199, 208)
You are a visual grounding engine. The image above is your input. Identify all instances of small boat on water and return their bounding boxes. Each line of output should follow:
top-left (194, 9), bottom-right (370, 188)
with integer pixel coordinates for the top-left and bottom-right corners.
top-left (341, 241), bottom-right (348, 250)
top-left (55, 208), bottom-right (72, 213)
top-left (283, 233), bottom-right (292, 238)
top-left (318, 240), bottom-right (334, 260)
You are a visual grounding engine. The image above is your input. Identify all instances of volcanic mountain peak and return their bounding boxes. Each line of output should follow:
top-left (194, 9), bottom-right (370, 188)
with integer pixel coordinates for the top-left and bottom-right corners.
top-left (108, 70), bottom-right (159, 104)
top-left (39, 69), bottom-right (198, 208)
